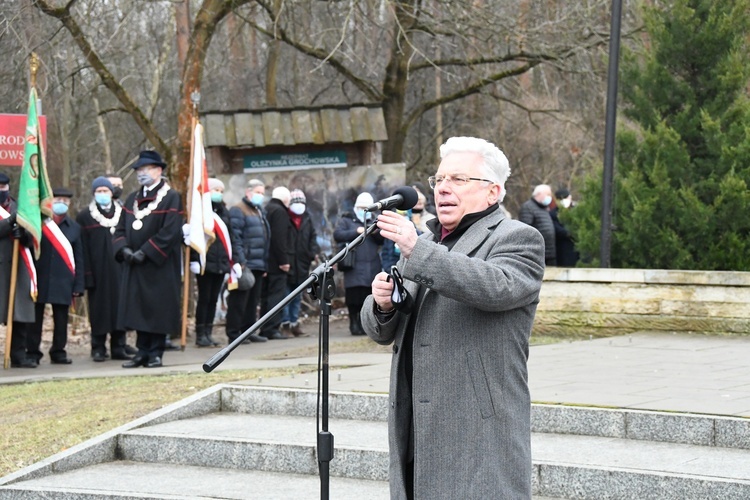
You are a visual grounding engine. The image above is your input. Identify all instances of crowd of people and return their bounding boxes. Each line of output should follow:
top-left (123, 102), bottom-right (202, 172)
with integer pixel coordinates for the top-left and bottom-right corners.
top-left (0, 150), bottom-right (323, 369)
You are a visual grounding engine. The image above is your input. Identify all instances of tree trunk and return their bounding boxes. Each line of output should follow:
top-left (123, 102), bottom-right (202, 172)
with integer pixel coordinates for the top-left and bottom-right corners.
top-left (380, 1), bottom-right (417, 164)
top-left (175, 0), bottom-right (190, 73)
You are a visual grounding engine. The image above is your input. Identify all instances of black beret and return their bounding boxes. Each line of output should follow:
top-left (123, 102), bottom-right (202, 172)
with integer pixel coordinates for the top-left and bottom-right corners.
top-left (53, 187), bottom-right (74, 198)
top-left (555, 188), bottom-right (570, 199)
top-left (0, 173), bottom-right (9, 185)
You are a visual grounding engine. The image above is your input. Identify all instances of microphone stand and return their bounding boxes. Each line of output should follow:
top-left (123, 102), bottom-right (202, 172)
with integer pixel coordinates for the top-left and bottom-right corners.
top-left (203, 221), bottom-right (380, 500)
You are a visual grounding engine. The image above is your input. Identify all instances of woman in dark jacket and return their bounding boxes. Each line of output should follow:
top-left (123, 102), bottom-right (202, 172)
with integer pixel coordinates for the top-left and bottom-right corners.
top-left (225, 179), bottom-right (270, 343)
top-left (333, 192), bottom-right (384, 335)
top-left (190, 179), bottom-right (242, 347)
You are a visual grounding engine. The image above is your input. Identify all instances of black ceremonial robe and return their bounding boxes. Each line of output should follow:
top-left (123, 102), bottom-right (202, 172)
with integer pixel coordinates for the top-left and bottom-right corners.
top-left (76, 203), bottom-right (123, 336)
top-left (112, 180), bottom-right (183, 335)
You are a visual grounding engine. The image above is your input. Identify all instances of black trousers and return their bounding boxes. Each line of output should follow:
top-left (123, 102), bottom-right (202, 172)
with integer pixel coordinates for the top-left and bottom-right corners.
top-left (225, 270), bottom-right (263, 340)
top-left (195, 272), bottom-right (224, 326)
top-left (91, 330), bottom-right (126, 355)
top-left (10, 321), bottom-right (31, 363)
top-left (260, 272), bottom-right (288, 337)
top-left (135, 330), bottom-right (166, 360)
top-left (27, 303), bottom-right (69, 361)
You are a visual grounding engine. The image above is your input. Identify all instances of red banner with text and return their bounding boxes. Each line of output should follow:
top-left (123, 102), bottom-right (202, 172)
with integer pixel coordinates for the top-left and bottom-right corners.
top-left (0, 113), bottom-right (48, 167)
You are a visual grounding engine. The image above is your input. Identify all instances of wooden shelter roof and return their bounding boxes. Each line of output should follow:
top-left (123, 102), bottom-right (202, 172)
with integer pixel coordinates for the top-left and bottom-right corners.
top-left (202, 104), bottom-right (388, 148)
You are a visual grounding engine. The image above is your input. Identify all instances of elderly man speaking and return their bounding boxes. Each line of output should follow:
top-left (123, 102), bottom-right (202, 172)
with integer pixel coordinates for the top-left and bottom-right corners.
top-left (361, 136), bottom-right (545, 499)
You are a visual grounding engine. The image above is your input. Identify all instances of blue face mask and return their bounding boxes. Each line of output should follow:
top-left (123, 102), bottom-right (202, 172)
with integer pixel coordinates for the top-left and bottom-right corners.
top-left (542, 195), bottom-right (552, 207)
top-left (52, 202), bottom-right (69, 215)
top-left (354, 208), bottom-right (371, 223)
top-left (250, 193), bottom-right (265, 206)
top-left (210, 192), bottom-right (223, 204)
top-left (94, 193), bottom-right (112, 206)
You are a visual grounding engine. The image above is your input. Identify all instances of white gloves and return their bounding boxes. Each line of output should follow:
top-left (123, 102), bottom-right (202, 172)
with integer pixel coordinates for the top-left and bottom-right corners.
top-left (182, 223), bottom-right (191, 245)
top-left (232, 263), bottom-right (242, 278)
top-left (189, 262), bottom-right (201, 274)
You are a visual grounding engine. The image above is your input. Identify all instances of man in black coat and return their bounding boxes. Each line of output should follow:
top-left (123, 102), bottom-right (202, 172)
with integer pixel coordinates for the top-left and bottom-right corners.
top-left (280, 189), bottom-right (320, 337)
top-left (259, 186), bottom-right (292, 340)
top-left (27, 187), bottom-right (85, 365)
top-left (518, 184), bottom-right (556, 266)
top-left (0, 173), bottom-right (37, 368)
top-left (113, 150), bottom-right (184, 368)
top-left (77, 176), bottom-right (132, 362)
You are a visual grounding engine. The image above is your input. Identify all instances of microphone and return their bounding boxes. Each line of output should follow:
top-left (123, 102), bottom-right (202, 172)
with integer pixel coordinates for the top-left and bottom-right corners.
top-left (365, 186), bottom-right (419, 212)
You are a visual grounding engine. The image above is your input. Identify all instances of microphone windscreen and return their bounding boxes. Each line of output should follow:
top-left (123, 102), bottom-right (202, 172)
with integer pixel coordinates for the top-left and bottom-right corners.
top-left (393, 186), bottom-right (419, 210)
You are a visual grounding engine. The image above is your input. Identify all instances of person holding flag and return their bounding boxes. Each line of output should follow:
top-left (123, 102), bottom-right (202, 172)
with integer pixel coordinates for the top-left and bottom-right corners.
top-left (188, 178), bottom-right (242, 347)
top-left (113, 150), bottom-right (183, 369)
top-left (0, 173), bottom-right (38, 368)
top-left (26, 187), bottom-right (85, 365)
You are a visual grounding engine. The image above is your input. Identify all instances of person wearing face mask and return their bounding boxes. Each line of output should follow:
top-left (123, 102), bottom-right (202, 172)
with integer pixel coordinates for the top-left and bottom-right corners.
top-left (0, 173), bottom-right (38, 368)
top-left (105, 173), bottom-right (125, 205)
top-left (113, 150), bottom-right (184, 368)
top-left (279, 189), bottom-right (320, 337)
top-left (226, 179), bottom-right (270, 344)
top-left (552, 188), bottom-right (580, 267)
top-left (76, 177), bottom-right (133, 362)
top-left (518, 183), bottom-right (557, 266)
top-left (333, 191), bottom-right (384, 335)
top-left (189, 178), bottom-right (242, 347)
top-left (410, 188), bottom-right (435, 234)
top-left (27, 187), bottom-right (85, 365)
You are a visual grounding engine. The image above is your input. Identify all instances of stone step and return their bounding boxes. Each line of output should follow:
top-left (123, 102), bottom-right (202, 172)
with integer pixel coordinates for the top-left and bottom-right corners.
top-left (119, 411), bottom-right (750, 498)
top-left (3, 385), bottom-right (750, 499)
top-left (0, 461), bottom-right (389, 499)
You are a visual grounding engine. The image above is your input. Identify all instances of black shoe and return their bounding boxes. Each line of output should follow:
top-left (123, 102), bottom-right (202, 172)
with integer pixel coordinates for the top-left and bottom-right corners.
top-left (11, 358), bottom-right (37, 368)
top-left (122, 356), bottom-right (147, 368)
top-left (248, 333), bottom-right (268, 343)
top-left (110, 350), bottom-right (133, 361)
top-left (195, 336), bottom-right (212, 347)
top-left (146, 356), bottom-right (163, 368)
top-left (164, 339), bottom-right (180, 351)
top-left (92, 352), bottom-right (107, 362)
top-left (265, 331), bottom-right (288, 340)
top-left (123, 344), bottom-right (138, 356)
top-left (51, 357), bottom-right (73, 364)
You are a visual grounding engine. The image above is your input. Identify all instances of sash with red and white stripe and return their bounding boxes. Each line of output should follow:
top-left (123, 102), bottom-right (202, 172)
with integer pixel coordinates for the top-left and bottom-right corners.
top-left (212, 212), bottom-right (240, 290)
top-left (42, 219), bottom-right (75, 275)
top-left (0, 206), bottom-right (38, 300)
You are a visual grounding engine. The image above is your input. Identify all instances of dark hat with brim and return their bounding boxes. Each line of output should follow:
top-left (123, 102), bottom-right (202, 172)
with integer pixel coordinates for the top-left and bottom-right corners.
top-left (0, 173), bottom-right (10, 185)
top-left (53, 187), bottom-right (74, 198)
top-left (131, 150), bottom-right (166, 170)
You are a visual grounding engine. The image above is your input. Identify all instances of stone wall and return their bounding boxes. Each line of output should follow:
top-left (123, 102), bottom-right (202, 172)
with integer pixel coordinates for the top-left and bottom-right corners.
top-left (535, 268), bottom-right (750, 335)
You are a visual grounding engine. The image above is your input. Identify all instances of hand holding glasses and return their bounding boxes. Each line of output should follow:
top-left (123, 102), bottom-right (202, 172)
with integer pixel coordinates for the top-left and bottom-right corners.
top-left (387, 266), bottom-right (413, 314)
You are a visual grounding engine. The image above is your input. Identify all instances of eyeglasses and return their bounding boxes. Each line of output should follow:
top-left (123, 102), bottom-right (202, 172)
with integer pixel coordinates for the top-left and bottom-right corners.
top-left (428, 174), bottom-right (495, 189)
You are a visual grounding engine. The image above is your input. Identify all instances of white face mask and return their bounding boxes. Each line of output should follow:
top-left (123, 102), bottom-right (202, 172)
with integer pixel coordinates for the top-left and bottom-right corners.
top-left (561, 197), bottom-right (572, 209)
top-left (289, 202), bottom-right (306, 215)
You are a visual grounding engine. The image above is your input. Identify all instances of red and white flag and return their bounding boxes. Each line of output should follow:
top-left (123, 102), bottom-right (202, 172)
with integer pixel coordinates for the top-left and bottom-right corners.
top-left (188, 121), bottom-right (215, 272)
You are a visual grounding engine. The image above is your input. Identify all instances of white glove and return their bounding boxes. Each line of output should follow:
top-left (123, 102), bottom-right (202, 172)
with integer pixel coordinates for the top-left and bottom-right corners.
top-left (189, 262), bottom-right (201, 274)
top-left (182, 223), bottom-right (191, 245)
top-left (232, 263), bottom-right (242, 278)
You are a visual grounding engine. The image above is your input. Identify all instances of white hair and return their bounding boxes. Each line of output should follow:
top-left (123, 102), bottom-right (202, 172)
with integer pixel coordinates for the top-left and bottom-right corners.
top-left (439, 136), bottom-right (511, 202)
top-left (271, 186), bottom-right (291, 205)
top-left (532, 184), bottom-right (552, 197)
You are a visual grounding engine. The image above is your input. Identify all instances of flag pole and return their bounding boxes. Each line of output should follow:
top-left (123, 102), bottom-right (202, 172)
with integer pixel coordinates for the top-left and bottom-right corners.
top-left (180, 92), bottom-right (200, 350)
top-left (3, 241), bottom-right (20, 370)
top-left (4, 54), bottom-right (40, 369)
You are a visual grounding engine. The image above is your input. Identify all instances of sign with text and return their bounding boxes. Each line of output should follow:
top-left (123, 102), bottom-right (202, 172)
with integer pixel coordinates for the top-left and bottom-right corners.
top-left (243, 151), bottom-right (347, 172)
top-left (0, 113), bottom-right (48, 167)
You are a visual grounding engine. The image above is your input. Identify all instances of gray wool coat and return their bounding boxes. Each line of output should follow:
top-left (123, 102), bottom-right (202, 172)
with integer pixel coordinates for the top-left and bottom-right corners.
top-left (361, 209), bottom-right (545, 499)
